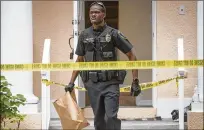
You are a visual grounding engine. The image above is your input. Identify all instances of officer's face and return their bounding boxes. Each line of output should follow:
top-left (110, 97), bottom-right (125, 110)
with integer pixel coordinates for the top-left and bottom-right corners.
top-left (89, 5), bottom-right (105, 25)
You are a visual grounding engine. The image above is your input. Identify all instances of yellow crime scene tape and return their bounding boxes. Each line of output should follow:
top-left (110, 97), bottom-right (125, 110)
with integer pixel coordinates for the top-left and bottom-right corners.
top-left (42, 76), bottom-right (185, 92)
top-left (1, 59), bottom-right (203, 71)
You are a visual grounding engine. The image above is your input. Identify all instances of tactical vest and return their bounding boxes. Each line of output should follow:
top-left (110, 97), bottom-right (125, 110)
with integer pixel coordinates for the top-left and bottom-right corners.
top-left (80, 26), bottom-right (126, 84)
top-left (83, 26), bottom-right (117, 62)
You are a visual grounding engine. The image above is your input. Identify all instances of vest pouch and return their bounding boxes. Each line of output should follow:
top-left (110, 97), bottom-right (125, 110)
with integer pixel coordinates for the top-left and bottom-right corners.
top-left (86, 43), bottom-right (94, 51)
top-left (84, 52), bottom-right (94, 61)
top-left (116, 70), bottom-right (127, 84)
top-left (102, 52), bottom-right (113, 59)
top-left (98, 70), bottom-right (107, 81)
top-left (84, 38), bottom-right (95, 52)
top-left (80, 71), bottom-right (88, 82)
top-left (107, 70), bottom-right (115, 80)
top-left (89, 72), bottom-right (98, 83)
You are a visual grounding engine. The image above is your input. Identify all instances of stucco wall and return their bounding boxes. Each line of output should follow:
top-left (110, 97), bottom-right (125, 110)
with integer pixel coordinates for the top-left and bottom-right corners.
top-left (156, 1), bottom-right (197, 98)
top-left (33, 1), bottom-right (73, 99)
top-left (32, 1), bottom-right (198, 101)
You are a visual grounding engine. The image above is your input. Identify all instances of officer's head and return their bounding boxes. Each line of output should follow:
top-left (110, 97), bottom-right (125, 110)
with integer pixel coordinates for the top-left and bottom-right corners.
top-left (89, 1), bottom-right (106, 25)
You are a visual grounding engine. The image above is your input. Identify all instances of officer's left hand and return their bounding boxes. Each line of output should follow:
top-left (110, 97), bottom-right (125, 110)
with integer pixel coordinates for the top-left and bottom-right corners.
top-left (130, 78), bottom-right (141, 96)
top-left (64, 82), bottom-right (75, 93)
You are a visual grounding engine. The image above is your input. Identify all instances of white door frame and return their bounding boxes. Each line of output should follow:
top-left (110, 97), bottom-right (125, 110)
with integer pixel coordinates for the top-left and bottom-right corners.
top-left (152, 1), bottom-right (157, 109)
top-left (75, 1), bottom-right (86, 108)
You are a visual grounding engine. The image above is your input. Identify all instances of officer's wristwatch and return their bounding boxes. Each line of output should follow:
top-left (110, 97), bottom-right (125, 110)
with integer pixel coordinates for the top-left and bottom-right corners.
top-left (133, 78), bottom-right (139, 83)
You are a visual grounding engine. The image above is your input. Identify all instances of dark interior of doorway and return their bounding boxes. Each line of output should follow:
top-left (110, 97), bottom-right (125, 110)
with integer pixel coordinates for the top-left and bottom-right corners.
top-left (84, 1), bottom-right (136, 107)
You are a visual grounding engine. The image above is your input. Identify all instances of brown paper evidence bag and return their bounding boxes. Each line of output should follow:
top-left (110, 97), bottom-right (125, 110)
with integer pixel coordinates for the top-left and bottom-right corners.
top-left (53, 89), bottom-right (90, 129)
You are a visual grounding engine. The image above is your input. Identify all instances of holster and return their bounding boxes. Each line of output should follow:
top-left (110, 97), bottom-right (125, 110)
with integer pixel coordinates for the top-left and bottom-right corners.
top-left (116, 70), bottom-right (127, 84)
top-left (89, 72), bottom-right (98, 83)
top-left (98, 70), bottom-right (107, 81)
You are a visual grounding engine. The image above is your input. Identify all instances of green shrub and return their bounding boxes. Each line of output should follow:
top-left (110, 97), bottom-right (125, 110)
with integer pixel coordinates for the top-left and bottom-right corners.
top-left (0, 75), bottom-right (27, 129)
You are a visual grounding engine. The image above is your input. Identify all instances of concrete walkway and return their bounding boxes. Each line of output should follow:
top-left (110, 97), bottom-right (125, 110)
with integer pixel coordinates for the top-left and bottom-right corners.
top-left (49, 118), bottom-right (188, 129)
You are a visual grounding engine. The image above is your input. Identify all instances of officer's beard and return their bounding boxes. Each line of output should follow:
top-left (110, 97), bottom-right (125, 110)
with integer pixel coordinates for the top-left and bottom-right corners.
top-left (92, 19), bottom-right (105, 29)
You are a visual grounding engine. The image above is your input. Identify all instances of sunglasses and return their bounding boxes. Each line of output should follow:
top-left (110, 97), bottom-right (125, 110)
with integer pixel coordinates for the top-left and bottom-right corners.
top-left (90, 1), bottom-right (106, 11)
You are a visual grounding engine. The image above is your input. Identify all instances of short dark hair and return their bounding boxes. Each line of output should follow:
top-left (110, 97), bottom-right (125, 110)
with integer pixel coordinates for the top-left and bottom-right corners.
top-left (89, 1), bottom-right (106, 13)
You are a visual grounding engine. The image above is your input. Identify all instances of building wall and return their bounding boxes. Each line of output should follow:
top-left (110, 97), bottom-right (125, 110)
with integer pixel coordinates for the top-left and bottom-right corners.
top-left (32, 1), bottom-right (73, 99)
top-left (156, 1), bottom-right (197, 98)
top-left (32, 1), bottom-right (198, 103)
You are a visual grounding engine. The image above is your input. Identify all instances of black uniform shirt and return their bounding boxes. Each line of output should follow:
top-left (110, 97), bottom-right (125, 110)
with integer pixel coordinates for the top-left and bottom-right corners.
top-left (75, 24), bottom-right (133, 57)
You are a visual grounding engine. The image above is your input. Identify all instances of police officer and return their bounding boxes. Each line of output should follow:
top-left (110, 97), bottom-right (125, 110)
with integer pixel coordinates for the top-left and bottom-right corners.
top-left (65, 1), bottom-right (141, 130)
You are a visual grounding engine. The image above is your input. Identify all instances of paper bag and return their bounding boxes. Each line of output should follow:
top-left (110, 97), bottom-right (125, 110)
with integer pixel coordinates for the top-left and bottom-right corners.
top-left (53, 89), bottom-right (90, 130)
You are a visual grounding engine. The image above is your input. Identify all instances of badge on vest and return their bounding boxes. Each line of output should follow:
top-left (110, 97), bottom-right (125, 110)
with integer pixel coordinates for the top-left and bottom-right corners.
top-left (105, 34), bottom-right (111, 42)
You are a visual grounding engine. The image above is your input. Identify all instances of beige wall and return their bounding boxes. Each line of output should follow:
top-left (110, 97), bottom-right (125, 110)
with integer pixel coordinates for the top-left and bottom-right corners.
top-left (33, 1), bottom-right (198, 100)
top-left (33, 1), bottom-right (73, 99)
top-left (119, 0), bottom-right (152, 100)
top-left (156, 1), bottom-right (197, 98)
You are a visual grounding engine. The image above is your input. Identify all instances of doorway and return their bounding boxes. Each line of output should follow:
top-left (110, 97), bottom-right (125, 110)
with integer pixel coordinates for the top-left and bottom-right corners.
top-left (84, 1), bottom-right (135, 106)
top-left (83, 0), bottom-right (153, 107)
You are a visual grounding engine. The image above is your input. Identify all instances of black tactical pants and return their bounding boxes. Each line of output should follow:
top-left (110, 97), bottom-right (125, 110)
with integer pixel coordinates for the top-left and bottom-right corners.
top-left (85, 80), bottom-right (121, 130)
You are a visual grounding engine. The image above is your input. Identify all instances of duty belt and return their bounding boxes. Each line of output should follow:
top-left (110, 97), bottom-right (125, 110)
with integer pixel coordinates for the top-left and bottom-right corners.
top-left (88, 70), bottom-right (118, 82)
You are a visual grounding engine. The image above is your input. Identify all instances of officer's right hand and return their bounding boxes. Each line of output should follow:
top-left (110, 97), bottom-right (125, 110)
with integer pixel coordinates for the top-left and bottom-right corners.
top-left (130, 78), bottom-right (141, 96)
top-left (64, 82), bottom-right (75, 93)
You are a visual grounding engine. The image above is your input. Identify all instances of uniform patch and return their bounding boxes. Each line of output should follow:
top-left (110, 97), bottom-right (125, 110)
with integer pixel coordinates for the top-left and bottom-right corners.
top-left (85, 38), bottom-right (94, 43)
top-left (118, 31), bottom-right (127, 39)
top-left (105, 33), bottom-right (111, 42)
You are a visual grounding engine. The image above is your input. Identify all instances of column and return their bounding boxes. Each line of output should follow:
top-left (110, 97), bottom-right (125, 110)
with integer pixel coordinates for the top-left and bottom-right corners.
top-left (76, 1), bottom-right (86, 108)
top-left (197, 1), bottom-right (203, 102)
top-left (1, 1), bottom-right (39, 113)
